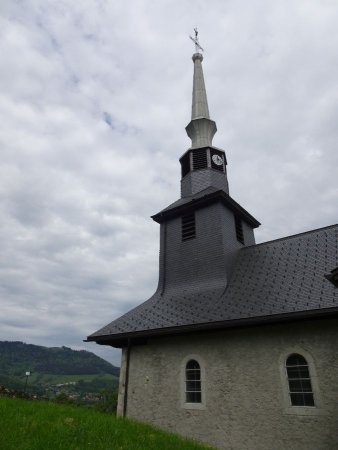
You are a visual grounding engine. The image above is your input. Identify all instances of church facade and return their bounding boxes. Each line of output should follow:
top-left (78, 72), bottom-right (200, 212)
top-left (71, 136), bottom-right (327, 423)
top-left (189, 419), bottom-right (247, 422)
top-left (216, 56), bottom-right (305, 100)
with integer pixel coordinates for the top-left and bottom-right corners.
top-left (87, 46), bottom-right (338, 450)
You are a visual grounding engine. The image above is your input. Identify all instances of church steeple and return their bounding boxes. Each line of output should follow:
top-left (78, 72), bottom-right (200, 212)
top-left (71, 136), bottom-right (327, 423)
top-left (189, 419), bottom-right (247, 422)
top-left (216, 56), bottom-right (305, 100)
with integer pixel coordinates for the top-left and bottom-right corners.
top-left (186, 52), bottom-right (217, 149)
top-left (180, 31), bottom-right (229, 198)
top-left (151, 38), bottom-right (259, 293)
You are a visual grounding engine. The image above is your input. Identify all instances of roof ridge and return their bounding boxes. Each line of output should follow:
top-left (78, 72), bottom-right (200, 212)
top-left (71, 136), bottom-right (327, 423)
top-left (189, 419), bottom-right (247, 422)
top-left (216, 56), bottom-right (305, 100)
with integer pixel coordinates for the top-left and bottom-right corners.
top-left (244, 223), bottom-right (338, 249)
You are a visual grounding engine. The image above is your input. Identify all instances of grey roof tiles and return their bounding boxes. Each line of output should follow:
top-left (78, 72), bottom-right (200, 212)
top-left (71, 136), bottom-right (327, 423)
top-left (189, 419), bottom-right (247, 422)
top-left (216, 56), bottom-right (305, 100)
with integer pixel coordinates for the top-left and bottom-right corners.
top-left (88, 223), bottom-right (338, 344)
top-left (152, 187), bottom-right (260, 228)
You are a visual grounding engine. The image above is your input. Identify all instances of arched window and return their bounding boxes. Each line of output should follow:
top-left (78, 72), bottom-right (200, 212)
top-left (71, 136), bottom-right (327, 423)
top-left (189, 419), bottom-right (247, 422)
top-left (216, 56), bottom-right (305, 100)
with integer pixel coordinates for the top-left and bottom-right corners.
top-left (185, 359), bottom-right (201, 403)
top-left (286, 354), bottom-right (315, 407)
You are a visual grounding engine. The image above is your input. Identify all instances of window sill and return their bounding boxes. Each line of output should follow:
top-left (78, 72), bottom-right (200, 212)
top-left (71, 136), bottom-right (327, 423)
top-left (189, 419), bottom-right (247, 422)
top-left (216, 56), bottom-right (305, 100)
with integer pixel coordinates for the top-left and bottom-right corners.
top-left (283, 406), bottom-right (326, 416)
top-left (183, 402), bottom-right (206, 410)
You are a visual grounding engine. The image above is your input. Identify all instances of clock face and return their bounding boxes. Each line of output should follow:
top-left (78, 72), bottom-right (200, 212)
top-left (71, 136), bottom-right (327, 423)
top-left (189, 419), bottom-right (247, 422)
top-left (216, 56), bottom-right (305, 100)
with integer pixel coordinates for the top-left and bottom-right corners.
top-left (212, 154), bottom-right (223, 166)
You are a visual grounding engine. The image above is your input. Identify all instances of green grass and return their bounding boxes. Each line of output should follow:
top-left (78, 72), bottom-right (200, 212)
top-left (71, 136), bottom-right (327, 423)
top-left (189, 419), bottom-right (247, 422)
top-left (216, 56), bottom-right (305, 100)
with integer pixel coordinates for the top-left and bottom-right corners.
top-left (0, 397), bottom-right (215, 450)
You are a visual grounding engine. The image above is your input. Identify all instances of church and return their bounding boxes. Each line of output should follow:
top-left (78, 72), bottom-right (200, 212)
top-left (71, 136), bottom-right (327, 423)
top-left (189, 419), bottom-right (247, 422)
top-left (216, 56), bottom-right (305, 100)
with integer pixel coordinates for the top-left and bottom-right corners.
top-left (87, 35), bottom-right (338, 450)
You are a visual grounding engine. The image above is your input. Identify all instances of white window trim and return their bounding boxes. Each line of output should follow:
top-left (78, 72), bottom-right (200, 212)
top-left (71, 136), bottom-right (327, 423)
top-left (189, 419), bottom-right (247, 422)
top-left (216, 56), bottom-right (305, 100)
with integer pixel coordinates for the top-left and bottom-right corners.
top-left (279, 347), bottom-right (324, 416)
top-left (180, 354), bottom-right (206, 410)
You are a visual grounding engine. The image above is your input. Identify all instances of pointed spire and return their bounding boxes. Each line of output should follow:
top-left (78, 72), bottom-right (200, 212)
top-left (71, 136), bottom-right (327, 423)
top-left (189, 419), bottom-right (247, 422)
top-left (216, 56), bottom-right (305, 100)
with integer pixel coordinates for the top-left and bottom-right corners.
top-left (191, 53), bottom-right (210, 119)
top-left (186, 32), bottom-right (217, 149)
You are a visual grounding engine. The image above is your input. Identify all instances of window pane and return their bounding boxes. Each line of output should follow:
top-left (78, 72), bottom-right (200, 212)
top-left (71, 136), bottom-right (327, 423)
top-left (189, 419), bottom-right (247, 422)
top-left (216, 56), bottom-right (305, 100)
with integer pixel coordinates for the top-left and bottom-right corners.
top-left (287, 366), bottom-right (310, 379)
top-left (186, 380), bottom-right (201, 391)
top-left (289, 379), bottom-right (313, 393)
top-left (290, 393), bottom-right (315, 407)
top-left (303, 393), bottom-right (315, 406)
top-left (186, 391), bottom-right (201, 403)
top-left (186, 360), bottom-right (200, 370)
top-left (186, 370), bottom-right (200, 381)
top-left (290, 393), bottom-right (305, 406)
top-left (300, 380), bottom-right (312, 393)
top-left (287, 354), bottom-right (307, 366)
top-left (289, 380), bottom-right (302, 392)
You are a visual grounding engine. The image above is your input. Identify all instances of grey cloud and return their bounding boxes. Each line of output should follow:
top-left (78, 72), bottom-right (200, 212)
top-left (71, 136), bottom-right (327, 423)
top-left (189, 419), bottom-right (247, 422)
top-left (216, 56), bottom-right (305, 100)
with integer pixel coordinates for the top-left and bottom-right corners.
top-left (0, 0), bottom-right (337, 366)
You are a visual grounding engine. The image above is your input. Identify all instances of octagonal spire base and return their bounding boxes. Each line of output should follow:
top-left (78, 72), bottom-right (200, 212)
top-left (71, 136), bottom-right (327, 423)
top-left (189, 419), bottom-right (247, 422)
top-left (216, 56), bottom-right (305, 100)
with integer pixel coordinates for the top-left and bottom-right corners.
top-left (186, 117), bottom-right (217, 149)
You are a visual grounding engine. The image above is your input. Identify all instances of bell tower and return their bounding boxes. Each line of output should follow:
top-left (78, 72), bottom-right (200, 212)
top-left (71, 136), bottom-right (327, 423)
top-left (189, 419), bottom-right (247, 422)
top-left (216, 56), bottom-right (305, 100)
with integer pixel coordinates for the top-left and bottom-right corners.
top-left (151, 31), bottom-right (260, 294)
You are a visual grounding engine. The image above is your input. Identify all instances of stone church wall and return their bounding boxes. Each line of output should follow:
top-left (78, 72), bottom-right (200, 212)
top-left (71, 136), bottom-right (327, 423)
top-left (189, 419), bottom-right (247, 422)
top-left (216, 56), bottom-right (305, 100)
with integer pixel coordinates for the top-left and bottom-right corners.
top-left (118, 318), bottom-right (338, 450)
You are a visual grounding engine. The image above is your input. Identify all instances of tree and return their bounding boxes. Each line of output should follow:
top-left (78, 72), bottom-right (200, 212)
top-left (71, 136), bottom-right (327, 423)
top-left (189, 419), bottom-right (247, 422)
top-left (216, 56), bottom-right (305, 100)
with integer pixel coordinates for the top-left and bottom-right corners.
top-left (95, 388), bottom-right (118, 414)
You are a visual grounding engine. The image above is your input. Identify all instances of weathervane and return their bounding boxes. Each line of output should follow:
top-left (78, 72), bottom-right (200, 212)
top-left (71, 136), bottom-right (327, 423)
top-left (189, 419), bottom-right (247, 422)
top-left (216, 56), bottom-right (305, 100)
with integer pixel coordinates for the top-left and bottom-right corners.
top-left (189, 28), bottom-right (204, 53)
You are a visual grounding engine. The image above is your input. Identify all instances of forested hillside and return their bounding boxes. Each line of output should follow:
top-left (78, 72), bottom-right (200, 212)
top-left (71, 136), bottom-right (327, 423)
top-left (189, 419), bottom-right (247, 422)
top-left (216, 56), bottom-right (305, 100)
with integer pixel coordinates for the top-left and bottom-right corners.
top-left (0, 341), bottom-right (119, 376)
top-left (0, 341), bottom-right (119, 401)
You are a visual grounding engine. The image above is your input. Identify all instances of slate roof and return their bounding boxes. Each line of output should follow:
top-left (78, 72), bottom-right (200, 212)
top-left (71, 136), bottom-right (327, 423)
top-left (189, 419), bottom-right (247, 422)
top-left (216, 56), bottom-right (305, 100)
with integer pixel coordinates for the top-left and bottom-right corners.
top-left (87, 224), bottom-right (338, 346)
top-left (152, 186), bottom-right (260, 228)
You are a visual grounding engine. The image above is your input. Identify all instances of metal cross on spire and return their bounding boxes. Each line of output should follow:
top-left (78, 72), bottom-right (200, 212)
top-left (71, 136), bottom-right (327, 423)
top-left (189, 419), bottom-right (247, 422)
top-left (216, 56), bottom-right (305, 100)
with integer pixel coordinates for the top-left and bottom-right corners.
top-left (189, 28), bottom-right (204, 53)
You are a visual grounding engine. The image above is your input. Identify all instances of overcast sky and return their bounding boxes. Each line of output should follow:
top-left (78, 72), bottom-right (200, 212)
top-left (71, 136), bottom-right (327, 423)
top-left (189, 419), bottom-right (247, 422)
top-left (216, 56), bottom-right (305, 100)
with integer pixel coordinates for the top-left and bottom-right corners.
top-left (1, 0), bottom-right (337, 366)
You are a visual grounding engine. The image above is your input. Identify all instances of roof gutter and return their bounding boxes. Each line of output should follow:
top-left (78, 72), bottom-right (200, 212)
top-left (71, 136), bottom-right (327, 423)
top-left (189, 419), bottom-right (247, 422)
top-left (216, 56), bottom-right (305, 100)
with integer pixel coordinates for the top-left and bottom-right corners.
top-left (86, 307), bottom-right (338, 348)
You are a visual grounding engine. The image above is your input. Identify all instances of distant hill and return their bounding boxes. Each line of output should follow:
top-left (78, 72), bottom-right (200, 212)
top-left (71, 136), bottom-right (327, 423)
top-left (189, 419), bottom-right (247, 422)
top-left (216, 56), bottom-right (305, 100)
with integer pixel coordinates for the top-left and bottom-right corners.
top-left (0, 341), bottom-right (119, 377)
top-left (0, 341), bottom-right (120, 401)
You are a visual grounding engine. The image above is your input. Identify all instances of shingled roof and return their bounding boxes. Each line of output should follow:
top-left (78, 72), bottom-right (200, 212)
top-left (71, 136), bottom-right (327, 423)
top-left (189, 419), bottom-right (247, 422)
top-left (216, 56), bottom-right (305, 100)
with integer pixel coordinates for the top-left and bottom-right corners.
top-left (152, 186), bottom-right (260, 228)
top-left (87, 223), bottom-right (338, 347)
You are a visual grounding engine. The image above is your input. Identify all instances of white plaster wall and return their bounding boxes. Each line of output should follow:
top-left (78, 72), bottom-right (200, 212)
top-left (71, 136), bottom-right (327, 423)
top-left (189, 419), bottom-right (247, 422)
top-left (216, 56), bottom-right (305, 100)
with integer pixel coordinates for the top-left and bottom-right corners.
top-left (119, 318), bottom-right (338, 450)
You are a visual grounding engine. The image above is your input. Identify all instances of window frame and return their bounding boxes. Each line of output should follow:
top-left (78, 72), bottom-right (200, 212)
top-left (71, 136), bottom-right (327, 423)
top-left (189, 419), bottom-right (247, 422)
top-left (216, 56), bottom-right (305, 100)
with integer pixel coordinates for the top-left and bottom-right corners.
top-left (180, 355), bottom-right (206, 410)
top-left (279, 348), bottom-right (323, 416)
top-left (185, 359), bottom-right (202, 403)
top-left (286, 354), bottom-right (314, 407)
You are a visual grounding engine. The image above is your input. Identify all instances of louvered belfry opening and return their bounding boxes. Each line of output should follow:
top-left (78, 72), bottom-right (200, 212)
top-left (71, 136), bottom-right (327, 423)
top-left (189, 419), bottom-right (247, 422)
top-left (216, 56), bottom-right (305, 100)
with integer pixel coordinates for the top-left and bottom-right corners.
top-left (182, 213), bottom-right (196, 241)
top-left (180, 152), bottom-right (191, 178)
top-left (192, 149), bottom-right (208, 171)
top-left (235, 215), bottom-right (244, 244)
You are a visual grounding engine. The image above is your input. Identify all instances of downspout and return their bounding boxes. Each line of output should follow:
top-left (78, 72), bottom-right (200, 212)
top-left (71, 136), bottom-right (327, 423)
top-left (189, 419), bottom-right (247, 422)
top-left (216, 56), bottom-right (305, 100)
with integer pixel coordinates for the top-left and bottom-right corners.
top-left (123, 338), bottom-right (131, 417)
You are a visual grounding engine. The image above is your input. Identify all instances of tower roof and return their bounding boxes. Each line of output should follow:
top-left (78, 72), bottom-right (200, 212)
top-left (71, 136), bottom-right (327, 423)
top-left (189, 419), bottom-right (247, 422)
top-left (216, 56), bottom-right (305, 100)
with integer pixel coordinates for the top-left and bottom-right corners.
top-left (151, 186), bottom-right (260, 228)
top-left (186, 35), bottom-right (217, 149)
top-left (191, 53), bottom-right (210, 120)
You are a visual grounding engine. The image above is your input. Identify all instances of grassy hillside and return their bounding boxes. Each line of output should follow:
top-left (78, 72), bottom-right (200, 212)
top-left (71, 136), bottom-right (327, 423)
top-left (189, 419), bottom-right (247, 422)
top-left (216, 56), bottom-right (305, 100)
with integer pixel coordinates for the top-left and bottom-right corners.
top-left (0, 397), bottom-right (215, 450)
